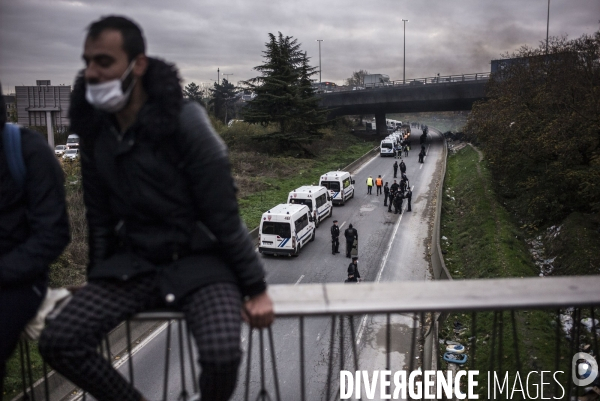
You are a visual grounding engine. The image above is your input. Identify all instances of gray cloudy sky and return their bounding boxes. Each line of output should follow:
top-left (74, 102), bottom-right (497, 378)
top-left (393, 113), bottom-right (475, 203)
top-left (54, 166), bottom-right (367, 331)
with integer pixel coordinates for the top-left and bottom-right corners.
top-left (1, 0), bottom-right (599, 93)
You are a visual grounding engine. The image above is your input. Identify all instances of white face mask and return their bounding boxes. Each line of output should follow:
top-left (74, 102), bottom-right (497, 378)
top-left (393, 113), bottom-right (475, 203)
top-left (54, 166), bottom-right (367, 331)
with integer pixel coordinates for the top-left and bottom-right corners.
top-left (85, 60), bottom-right (136, 113)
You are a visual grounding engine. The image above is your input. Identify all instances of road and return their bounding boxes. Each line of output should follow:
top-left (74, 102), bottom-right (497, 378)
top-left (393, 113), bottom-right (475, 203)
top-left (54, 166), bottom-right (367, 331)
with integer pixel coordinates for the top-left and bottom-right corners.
top-left (69, 127), bottom-right (445, 401)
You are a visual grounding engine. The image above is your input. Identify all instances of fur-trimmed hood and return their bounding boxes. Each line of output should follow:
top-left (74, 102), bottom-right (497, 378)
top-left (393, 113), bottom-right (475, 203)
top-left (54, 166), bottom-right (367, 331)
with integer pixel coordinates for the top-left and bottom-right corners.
top-left (69, 57), bottom-right (183, 142)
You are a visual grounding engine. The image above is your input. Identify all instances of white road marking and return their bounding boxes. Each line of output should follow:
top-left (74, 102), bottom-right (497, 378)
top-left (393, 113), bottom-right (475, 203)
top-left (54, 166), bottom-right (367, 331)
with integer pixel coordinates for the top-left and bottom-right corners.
top-left (339, 221), bottom-right (346, 229)
top-left (355, 185), bottom-right (414, 346)
top-left (295, 275), bottom-right (305, 285)
top-left (70, 321), bottom-right (171, 400)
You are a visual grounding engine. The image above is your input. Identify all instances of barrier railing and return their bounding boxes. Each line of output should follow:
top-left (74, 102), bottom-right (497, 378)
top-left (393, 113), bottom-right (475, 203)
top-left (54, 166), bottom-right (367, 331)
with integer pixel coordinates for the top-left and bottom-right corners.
top-left (322, 72), bottom-right (491, 94)
top-left (12, 276), bottom-right (600, 401)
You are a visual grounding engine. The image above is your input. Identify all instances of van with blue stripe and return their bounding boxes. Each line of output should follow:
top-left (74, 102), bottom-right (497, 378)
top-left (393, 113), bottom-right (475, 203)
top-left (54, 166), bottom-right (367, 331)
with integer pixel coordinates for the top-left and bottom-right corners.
top-left (319, 171), bottom-right (355, 206)
top-left (259, 204), bottom-right (316, 257)
top-left (287, 186), bottom-right (333, 228)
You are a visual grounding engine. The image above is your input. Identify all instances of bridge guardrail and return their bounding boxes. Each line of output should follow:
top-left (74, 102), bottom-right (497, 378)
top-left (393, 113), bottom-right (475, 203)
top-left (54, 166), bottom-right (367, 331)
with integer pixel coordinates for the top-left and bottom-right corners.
top-left (322, 72), bottom-right (491, 94)
top-left (13, 277), bottom-right (600, 401)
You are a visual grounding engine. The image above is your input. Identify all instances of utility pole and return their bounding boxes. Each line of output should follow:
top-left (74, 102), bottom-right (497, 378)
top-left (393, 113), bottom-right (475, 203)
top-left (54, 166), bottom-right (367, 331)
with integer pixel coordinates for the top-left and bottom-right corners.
top-left (546, 0), bottom-right (550, 55)
top-left (402, 20), bottom-right (409, 84)
top-left (316, 39), bottom-right (323, 83)
top-left (217, 68), bottom-right (220, 84)
top-left (223, 73), bottom-right (233, 83)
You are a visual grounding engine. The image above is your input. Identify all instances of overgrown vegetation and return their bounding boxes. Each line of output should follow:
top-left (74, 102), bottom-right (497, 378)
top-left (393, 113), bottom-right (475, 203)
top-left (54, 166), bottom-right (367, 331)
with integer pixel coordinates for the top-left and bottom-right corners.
top-left (465, 31), bottom-right (600, 228)
top-left (439, 146), bottom-right (577, 399)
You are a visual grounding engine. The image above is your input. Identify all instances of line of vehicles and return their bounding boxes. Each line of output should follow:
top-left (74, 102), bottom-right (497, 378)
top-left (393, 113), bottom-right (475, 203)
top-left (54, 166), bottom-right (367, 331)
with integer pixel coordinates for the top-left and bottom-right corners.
top-left (258, 171), bottom-right (356, 257)
top-left (380, 123), bottom-right (411, 157)
top-left (54, 134), bottom-right (80, 161)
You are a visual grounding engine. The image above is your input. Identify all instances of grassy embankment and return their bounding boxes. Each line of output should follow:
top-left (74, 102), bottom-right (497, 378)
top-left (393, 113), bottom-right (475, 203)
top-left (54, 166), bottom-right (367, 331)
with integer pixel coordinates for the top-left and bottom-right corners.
top-left (2, 119), bottom-right (378, 400)
top-left (437, 145), bottom-right (588, 399)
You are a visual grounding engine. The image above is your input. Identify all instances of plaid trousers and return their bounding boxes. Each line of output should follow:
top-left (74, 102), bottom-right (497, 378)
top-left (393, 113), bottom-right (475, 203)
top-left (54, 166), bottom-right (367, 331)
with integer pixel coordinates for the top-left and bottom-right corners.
top-left (39, 274), bottom-right (242, 401)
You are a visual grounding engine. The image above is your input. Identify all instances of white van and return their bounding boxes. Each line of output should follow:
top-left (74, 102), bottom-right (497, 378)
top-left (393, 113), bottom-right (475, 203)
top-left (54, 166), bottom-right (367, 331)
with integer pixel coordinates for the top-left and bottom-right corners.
top-left (258, 204), bottom-right (316, 256)
top-left (319, 171), bottom-right (355, 206)
top-left (287, 186), bottom-right (333, 228)
top-left (380, 139), bottom-right (395, 157)
top-left (66, 134), bottom-right (80, 149)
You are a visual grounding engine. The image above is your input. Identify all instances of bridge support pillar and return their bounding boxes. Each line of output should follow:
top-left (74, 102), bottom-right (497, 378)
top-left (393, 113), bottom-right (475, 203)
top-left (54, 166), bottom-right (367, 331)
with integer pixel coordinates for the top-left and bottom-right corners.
top-left (375, 113), bottom-right (387, 136)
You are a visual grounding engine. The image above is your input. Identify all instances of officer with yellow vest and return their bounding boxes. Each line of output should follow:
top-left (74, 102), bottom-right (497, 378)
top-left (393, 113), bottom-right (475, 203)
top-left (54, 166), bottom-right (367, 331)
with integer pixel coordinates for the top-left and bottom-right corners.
top-left (366, 176), bottom-right (374, 195)
top-left (375, 175), bottom-right (383, 195)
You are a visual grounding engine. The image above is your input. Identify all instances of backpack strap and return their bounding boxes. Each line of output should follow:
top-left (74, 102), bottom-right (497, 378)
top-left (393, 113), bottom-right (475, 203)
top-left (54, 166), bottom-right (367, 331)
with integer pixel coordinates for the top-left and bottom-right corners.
top-left (2, 123), bottom-right (26, 190)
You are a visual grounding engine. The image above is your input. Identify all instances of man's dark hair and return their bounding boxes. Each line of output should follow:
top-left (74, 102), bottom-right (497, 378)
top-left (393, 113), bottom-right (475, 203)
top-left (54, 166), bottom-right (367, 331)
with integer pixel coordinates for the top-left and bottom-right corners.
top-left (87, 16), bottom-right (145, 60)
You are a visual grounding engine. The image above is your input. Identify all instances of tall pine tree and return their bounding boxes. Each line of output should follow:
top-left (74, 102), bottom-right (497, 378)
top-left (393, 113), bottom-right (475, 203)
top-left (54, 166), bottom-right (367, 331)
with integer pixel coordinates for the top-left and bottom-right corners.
top-left (243, 32), bottom-right (328, 152)
top-left (209, 79), bottom-right (238, 123)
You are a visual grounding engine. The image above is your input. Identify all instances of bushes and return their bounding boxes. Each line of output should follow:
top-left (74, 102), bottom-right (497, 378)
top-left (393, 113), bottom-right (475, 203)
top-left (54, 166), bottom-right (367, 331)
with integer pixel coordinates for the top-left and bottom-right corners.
top-left (465, 31), bottom-right (600, 225)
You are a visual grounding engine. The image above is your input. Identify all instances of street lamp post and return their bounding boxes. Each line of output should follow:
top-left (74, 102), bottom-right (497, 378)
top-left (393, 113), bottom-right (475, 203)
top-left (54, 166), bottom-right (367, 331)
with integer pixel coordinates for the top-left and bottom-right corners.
top-left (217, 68), bottom-right (220, 84)
top-left (316, 39), bottom-right (323, 83)
top-left (546, 0), bottom-right (550, 55)
top-left (402, 19), bottom-right (409, 84)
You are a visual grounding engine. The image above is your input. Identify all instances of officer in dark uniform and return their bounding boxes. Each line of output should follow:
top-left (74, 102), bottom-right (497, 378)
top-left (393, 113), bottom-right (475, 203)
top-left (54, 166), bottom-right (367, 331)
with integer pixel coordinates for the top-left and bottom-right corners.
top-left (400, 160), bottom-right (406, 175)
top-left (389, 180), bottom-right (399, 212)
top-left (406, 188), bottom-right (413, 212)
top-left (383, 182), bottom-right (390, 207)
top-left (399, 179), bottom-right (407, 194)
top-left (346, 256), bottom-right (361, 283)
top-left (393, 191), bottom-right (404, 214)
top-left (393, 161), bottom-right (398, 178)
top-left (344, 224), bottom-right (358, 258)
top-left (330, 220), bottom-right (340, 255)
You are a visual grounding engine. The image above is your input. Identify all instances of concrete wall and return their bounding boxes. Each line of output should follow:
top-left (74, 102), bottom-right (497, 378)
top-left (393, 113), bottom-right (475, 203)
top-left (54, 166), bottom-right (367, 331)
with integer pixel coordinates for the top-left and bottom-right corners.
top-left (320, 81), bottom-right (487, 116)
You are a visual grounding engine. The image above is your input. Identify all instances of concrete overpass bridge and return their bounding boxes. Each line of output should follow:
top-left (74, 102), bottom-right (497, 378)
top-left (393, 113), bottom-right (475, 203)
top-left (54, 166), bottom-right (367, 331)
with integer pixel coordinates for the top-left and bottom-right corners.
top-left (319, 72), bottom-right (490, 134)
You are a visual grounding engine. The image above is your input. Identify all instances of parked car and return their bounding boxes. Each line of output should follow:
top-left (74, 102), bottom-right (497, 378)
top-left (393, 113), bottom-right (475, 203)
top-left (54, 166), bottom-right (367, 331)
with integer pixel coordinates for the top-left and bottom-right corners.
top-left (54, 145), bottom-right (66, 156)
top-left (62, 149), bottom-right (79, 161)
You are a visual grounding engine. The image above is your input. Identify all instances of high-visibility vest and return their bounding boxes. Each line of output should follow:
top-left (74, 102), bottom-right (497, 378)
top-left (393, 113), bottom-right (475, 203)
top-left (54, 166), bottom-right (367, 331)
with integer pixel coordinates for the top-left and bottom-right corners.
top-left (375, 178), bottom-right (382, 186)
top-left (367, 177), bottom-right (373, 186)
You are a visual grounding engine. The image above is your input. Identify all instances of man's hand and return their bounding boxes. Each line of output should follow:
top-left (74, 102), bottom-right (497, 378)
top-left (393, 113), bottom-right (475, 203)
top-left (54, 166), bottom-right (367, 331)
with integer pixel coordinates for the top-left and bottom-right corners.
top-left (242, 291), bottom-right (274, 328)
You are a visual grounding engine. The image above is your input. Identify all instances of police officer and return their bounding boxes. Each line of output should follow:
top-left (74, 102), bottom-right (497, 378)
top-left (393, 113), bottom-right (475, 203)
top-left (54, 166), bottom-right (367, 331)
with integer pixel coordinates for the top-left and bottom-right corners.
top-left (375, 175), bottom-right (383, 196)
top-left (400, 178), bottom-right (407, 194)
top-left (406, 188), bottom-right (413, 212)
top-left (346, 256), bottom-right (361, 283)
top-left (393, 191), bottom-right (404, 214)
top-left (393, 161), bottom-right (398, 178)
top-left (389, 180), bottom-right (399, 212)
top-left (366, 176), bottom-right (374, 195)
top-left (344, 224), bottom-right (358, 258)
top-left (383, 182), bottom-right (390, 207)
top-left (330, 220), bottom-right (340, 255)
top-left (400, 160), bottom-right (406, 175)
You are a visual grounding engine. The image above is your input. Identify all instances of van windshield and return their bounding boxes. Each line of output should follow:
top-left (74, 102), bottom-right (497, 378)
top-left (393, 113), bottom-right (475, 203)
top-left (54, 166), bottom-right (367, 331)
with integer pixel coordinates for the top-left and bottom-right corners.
top-left (320, 181), bottom-right (341, 191)
top-left (67, 138), bottom-right (79, 143)
top-left (381, 142), bottom-right (393, 149)
top-left (261, 222), bottom-right (291, 238)
top-left (289, 198), bottom-right (313, 211)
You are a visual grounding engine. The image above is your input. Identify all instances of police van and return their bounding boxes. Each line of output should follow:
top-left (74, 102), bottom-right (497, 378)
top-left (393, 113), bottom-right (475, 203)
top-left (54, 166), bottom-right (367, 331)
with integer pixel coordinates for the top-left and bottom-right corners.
top-left (287, 186), bottom-right (333, 228)
top-left (380, 138), bottom-right (395, 157)
top-left (258, 204), bottom-right (316, 256)
top-left (319, 171), bottom-right (355, 206)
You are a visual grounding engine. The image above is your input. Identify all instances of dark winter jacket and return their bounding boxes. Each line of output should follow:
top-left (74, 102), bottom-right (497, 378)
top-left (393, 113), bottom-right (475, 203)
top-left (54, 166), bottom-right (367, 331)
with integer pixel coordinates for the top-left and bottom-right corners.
top-left (347, 261), bottom-right (360, 282)
top-left (0, 104), bottom-right (70, 287)
top-left (69, 58), bottom-right (266, 301)
top-left (344, 227), bottom-right (358, 243)
top-left (399, 161), bottom-right (406, 173)
top-left (330, 224), bottom-right (340, 239)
